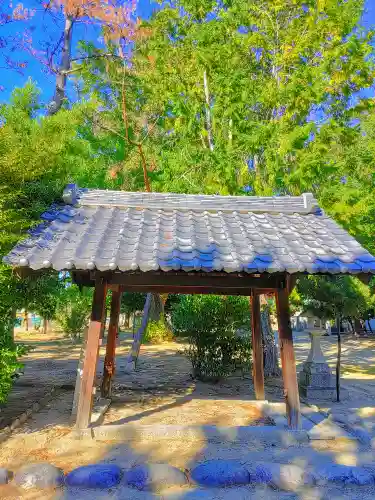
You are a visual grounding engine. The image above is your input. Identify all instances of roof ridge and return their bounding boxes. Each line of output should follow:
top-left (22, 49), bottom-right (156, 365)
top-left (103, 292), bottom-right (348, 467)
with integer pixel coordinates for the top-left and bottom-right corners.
top-left (62, 184), bottom-right (320, 215)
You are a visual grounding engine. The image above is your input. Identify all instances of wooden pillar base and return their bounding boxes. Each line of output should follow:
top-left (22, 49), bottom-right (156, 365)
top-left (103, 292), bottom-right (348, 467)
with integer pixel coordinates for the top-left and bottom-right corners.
top-left (76, 279), bottom-right (107, 430)
top-left (275, 287), bottom-right (301, 430)
top-left (251, 291), bottom-right (265, 400)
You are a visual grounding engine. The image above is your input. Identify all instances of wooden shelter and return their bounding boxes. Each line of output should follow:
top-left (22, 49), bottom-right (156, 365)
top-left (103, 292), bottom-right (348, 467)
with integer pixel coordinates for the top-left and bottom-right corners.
top-left (4, 185), bottom-right (375, 430)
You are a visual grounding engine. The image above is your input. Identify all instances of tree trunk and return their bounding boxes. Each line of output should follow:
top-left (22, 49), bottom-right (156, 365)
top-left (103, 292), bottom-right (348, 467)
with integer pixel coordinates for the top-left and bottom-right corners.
top-left (43, 318), bottom-right (49, 335)
top-left (354, 318), bottom-right (362, 334)
top-left (10, 308), bottom-right (16, 342)
top-left (124, 312), bottom-right (130, 329)
top-left (149, 293), bottom-right (165, 321)
top-left (203, 69), bottom-right (214, 151)
top-left (24, 309), bottom-right (29, 331)
top-left (47, 15), bottom-right (74, 115)
top-left (336, 331), bottom-right (341, 402)
top-left (260, 305), bottom-right (281, 377)
top-left (123, 293), bottom-right (153, 373)
top-left (348, 317), bottom-right (355, 334)
top-left (132, 312), bottom-right (136, 336)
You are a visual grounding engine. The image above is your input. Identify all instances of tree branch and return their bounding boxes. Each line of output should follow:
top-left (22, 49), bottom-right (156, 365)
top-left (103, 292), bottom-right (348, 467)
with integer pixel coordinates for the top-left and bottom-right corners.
top-left (70, 53), bottom-right (123, 62)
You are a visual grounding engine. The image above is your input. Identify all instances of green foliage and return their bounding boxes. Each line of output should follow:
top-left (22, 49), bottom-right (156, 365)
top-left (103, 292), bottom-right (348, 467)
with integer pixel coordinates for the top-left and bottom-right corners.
top-left (171, 295), bottom-right (251, 381)
top-left (0, 320), bottom-right (30, 403)
top-left (295, 275), bottom-right (374, 321)
top-left (29, 274), bottom-right (64, 322)
top-left (56, 285), bottom-right (93, 341)
top-left (121, 292), bottom-right (147, 314)
top-left (0, 83), bottom-right (115, 324)
top-left (143, 319), bottom-right (174, 344)
top-left (0, 83), bottom-right (114, 398)
top-left (74, 0), bottom-right (375, 255)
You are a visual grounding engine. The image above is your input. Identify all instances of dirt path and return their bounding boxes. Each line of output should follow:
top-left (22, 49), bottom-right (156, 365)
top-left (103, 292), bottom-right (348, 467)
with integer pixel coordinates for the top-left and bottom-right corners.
top-left (0, 329), bottom-right (374, 498)
top-left (3, 328), bottom-right (375, 435)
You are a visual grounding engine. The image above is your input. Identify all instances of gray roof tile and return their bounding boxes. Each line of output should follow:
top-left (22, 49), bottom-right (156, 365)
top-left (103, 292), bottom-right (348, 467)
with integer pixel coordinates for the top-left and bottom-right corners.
top-left (3, 186), bottom-right (375, 275)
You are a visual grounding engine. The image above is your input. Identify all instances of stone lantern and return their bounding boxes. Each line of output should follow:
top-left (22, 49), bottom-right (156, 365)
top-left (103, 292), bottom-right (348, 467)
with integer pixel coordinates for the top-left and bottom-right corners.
top-left (299, 329), bottom-right (336, 401)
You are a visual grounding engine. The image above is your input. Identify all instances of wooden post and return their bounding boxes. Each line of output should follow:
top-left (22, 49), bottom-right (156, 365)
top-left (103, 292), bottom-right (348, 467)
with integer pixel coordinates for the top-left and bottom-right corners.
top-left (101, 288), bottom-right (122, 398)
top-left (251, 291), bottom-right (265, 400)
top-left (76, 279), bottom-right (107, 429)
top-left (71, 325), bottom-right (89, 421)
top-left (336, 331), bottom-right (341, 402)
top-left (275, 287), bottom-right (301, 430)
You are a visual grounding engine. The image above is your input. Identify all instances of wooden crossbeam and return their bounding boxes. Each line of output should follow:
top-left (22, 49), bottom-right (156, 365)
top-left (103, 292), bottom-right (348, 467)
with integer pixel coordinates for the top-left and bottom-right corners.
top-left (73, 270), bottom-right (287, 295)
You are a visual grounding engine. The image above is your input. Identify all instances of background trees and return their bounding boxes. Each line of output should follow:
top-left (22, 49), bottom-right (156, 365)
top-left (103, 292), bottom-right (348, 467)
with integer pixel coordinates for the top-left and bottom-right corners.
top-left (293, 275), bottom-right (374, 331)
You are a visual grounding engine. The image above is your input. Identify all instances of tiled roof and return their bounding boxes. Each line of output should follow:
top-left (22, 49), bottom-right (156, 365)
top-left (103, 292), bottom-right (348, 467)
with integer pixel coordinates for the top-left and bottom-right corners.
top-left (3, 185), bottom-right (375, 275)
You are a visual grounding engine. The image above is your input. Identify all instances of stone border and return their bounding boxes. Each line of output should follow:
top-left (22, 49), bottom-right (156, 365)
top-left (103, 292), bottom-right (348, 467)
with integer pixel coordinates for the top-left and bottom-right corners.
top-left (71, 423), bottom-right (310, 446)
top-left (0, 386), bottom-right (59, 445)
top-left (2, 459), bottom-right (375, 491)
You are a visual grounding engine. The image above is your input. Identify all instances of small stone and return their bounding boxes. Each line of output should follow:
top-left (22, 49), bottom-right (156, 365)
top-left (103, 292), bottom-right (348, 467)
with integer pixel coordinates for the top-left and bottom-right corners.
top-left (0, 468), bottom-right (11, 484)
top-left (125, 463), bottom-right (187, 491)
top-left (311, 464), bottom-right (374, 486)
top-left (14, 463), bottom-right (64, 489)
top-left (248, 462), bottom-right (306, 491)
top-left (190, 460), bottom-right (250, 487)
top-left (65, 463), bottom-right (122, 488)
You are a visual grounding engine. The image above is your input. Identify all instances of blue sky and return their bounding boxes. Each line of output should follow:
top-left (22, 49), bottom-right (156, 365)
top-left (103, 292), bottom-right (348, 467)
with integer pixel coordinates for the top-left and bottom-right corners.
top-left (1, 0), bottom-right (375, 104)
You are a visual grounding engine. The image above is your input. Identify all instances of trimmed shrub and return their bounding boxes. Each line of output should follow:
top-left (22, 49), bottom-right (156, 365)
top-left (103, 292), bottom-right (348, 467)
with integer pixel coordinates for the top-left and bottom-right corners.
top-left (56, 286), bottom-right (92, 341)
top-left (171, 295), bottom-right (251, 381)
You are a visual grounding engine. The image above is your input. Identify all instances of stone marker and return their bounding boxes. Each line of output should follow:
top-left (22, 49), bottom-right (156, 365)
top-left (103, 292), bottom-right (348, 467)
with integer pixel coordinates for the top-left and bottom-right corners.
top-left (190, 460), bottom-right (250, 488)
top-left (124, 463), bottom-right (187, 491)
top-left (65, 463), bottom-right (122, 488)
top-left (14, 463), bottom-right (64, 489)
top-left (299, 329), bottom-right (336, 401)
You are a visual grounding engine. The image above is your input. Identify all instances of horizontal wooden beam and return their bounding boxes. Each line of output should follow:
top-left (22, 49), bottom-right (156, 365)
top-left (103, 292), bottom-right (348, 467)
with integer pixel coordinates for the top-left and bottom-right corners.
top-left (72, 270), bottom-right (287, 295)
top-left (118, 285), bottom-right (280, 295)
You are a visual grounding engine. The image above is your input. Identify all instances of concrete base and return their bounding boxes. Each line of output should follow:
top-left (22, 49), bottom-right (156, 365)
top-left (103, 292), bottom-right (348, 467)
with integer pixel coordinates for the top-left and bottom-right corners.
top-left (71, 423), bottom-right (309, 446)
top-left (299, 385), bottom-right (336, 401)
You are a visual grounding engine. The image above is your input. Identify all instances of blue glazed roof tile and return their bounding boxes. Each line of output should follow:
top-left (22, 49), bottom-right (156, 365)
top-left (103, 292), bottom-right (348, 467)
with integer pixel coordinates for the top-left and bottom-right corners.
top-left (3, 187), bottom-right (375, 275)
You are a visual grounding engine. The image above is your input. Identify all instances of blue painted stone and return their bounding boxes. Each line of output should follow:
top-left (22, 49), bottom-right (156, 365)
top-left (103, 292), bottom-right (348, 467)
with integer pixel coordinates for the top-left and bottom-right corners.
top-left (124, 463), bottom-right (187, 491)
top-left (248, 462), bottom-right (307, 491)
top-left (248, 463), bottom-right (273, 484)
top-left (190, 460), bottom-right (250, 487)
top-left (312, 464), bottom-right (374, 486)
top-left (14, 463), bottom-right (64, 489)
top-left (65, 464), bottom-right (122, 488)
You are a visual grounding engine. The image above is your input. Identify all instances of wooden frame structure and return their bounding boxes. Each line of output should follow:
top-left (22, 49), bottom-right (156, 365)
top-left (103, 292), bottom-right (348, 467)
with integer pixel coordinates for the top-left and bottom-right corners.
top-left (5, 186), bottom-right (375, 435)
top-left (74, 269), bottom-right (301, 430)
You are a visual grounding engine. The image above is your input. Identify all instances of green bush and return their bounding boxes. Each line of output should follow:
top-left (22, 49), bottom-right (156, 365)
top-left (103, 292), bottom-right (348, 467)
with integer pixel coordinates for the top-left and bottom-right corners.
top-left (56, 286), bottom-right (92, 341)
top-left (171, 295), bottom-right (252, 381)
top-left (0, 319), bottom-right (30, 403)
top-left (143, 319), bottom-right (174, 344)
